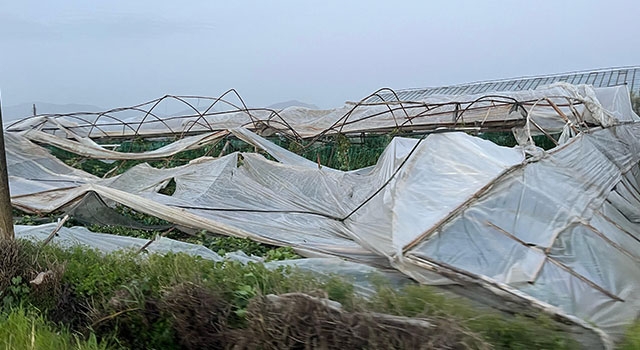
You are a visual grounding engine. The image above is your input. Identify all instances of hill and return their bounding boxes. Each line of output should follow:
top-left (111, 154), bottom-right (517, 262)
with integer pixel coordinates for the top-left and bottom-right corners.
top-left (267, 100), bottom-right (318, 110)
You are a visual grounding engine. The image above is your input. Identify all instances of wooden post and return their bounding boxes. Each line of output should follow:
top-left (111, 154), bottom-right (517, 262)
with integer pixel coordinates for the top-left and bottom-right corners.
top-left (0, 96), bottom-right (14, 240)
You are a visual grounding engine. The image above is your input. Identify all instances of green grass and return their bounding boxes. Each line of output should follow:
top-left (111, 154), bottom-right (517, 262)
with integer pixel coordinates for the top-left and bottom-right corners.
top-left (20, 241), bottom-right (354, 348)
top-left (8, 242), bottom-right (574, 349)
top-left (0, 240), bottom-right (584, 349)
top-left (0, 307), bottom-right (109, 350)
top-left (86, 224), bottom-right (300, 261)
top-left (368, 282), bottom-right (579, 350)
top-left (620, 320), bottom-right (640, 350)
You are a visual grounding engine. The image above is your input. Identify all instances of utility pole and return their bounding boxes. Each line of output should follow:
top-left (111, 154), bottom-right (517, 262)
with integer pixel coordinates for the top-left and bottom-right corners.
top-left (0, 96), bottom-right (14, 240)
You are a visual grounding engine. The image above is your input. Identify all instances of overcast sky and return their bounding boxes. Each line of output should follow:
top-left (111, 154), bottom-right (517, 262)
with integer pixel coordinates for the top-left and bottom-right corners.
top-left (1, 0), bottom-right (638, 109)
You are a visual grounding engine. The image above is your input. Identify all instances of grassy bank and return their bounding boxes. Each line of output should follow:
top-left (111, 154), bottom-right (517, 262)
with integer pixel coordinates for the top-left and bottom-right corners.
top-left (0, 238), bottom-right (580, 349)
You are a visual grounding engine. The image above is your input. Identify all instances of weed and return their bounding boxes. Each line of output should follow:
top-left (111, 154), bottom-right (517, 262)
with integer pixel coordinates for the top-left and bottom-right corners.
top-left (479, 131), bottom-right (558, 150)
top-left (113, 205), bottom-right (171, 227)
top-left (160, 283), bottom-right (231, 349)
top-left (263, 246), bottom-right (299, 262)
top-left (0, 307), bottom-right (110, 350)
top-left (87, 224), bottom-right (158, 240)
top-left (620, 319), bottom-right (640, 350)
top-left (1, 276), bottom-right (30, 309)
top-left (239, 292), bottom-right (485, 350)
top-left (369, 283), bottom-right (578, 349)
top-left (14, 215), bottom-right (38, 225)
top-left (2, 240), bottom-right (596, 349)
top-left (631, 91), bottom-right (640, 116)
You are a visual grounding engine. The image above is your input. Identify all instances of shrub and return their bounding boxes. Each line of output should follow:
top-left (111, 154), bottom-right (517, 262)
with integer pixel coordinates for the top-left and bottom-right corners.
top-left (0, 239), bottom-right (591, 349)
top-left (369, 283), bottom-right (578, 350)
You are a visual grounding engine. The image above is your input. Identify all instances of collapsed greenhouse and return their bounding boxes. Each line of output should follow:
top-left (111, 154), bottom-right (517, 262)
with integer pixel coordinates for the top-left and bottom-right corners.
top-left (4, 81), bottom-right (640, 349)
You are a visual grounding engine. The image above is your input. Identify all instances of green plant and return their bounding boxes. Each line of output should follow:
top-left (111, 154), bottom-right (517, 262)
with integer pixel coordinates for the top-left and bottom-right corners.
top-left (479, 132), bottom-right (518, 147)
top-left (631, 91), bottom-right (640, 116)
top-left (4, 239), bottom-right (592, 349)
top-left (87, 224), bottom-right (159, 240)
top-left (620, 319), bottom-right (640, 350)
top-left (113, 205), bottom-right (171, 227)
top-left (14, 215), bottom-right (37, 225)
top-left (0, 307), bottom-right (110, 350)
top-left (334, 133), bottom-right (351, 170)
top-left (1, 276), bottom-right (30, 309)
top-left (180, 231), bottom-right (300, 260)
top-left (199, 235), bottom-right (271, 256)
top-left (264, 246), bottom-right (300, 262)
top-left (368, 283), bottom-right (578, 349)
top-left (320, 276), bottom-right (358, 310)
top-left (13, 208), bottom-right (62, 226)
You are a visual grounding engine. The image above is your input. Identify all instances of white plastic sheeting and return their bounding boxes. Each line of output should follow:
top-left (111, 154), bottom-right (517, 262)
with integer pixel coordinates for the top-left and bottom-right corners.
top-left (15, 223), bottom-right (222, 260)
top-left (15, 224), bottom-right (411, 299)
top-left (11, 84), bottom-right (637, 155)
top-left (5, 83), bottom-right (640, 348)
top-left (22, 128), bottom-right (228, 160)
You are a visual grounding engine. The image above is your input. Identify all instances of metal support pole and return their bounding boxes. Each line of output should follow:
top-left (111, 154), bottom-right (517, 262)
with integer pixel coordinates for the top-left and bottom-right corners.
top-left (0, 96), bottom-right (15, 240)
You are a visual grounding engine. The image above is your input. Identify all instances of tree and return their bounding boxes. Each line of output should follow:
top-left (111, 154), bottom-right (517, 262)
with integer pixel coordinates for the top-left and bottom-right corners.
top-left (0, 98), bottom-right (14, 240)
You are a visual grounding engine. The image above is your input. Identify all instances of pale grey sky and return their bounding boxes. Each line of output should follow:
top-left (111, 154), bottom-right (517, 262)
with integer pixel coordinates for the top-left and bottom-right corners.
top-left (1, 0), bottom-right (638, 109)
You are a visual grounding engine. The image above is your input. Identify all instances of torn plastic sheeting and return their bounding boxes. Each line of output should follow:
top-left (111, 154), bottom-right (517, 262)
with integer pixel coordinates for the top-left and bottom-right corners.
top-left (12, 84), bottom-right (628, 143)
top-left (94, 184), bottom-right (387, 266)
top-left (12, 186), bottom-right (89, 214)
top-left (230, 127), bottom-right (321, 168)
top-left (6, 84), bottom-right (640, 348)
top-left (5, 132), bottom-right (95, 181)
top-left (135, 191), bottom-right (388, 267)
top-left (589, 212), bottom-right (640, 260)
top-left (432, 136), bottom-right (620, 251)
top-left (15, 223), bottom-right (223, 260)
top-left (5, 132), bottom-right (389, 264)
top-left (400, 250), bottom-right (604, 345)
top-left (86, 125), bottom-right (640, 342)
top-left (101, 133), bottom-right (529, 268)
top-left (7, 124), bottom-right (639, 347)
top-left (266, 258), bottom-right (414, 298)
top-left (517, 261), bottom-right (623, 347)
top-left (340, 132), bottom-right (526, 260)
top-left (98, 154), bottom-right (237, 196)
top-left (21, 129), bottom-right (228, 160)
top-left (389, 133), bottom-right (524, 250)
top-left (15, 223), bottom-right (412, 299)
top-left (5, 132), bottom-right (94, 205)
top-left (408, 216), bottom-right (548, 284)
top-left (7, 125), bottom-right (639, 346)
top-left (547, 223), bottom-right (640, 298)
top-left (511, 84), bottom-right (640, 145)
top-left (401, 125), bottom-right (640, 343)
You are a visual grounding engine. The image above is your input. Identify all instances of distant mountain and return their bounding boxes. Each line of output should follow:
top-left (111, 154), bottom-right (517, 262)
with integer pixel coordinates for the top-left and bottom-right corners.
top-left (267, 100), bottom-right (318, 110)
top-left (2, 102), bottom-right (104, 121)
top-left (166, 104), bottom-right (221, 117)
